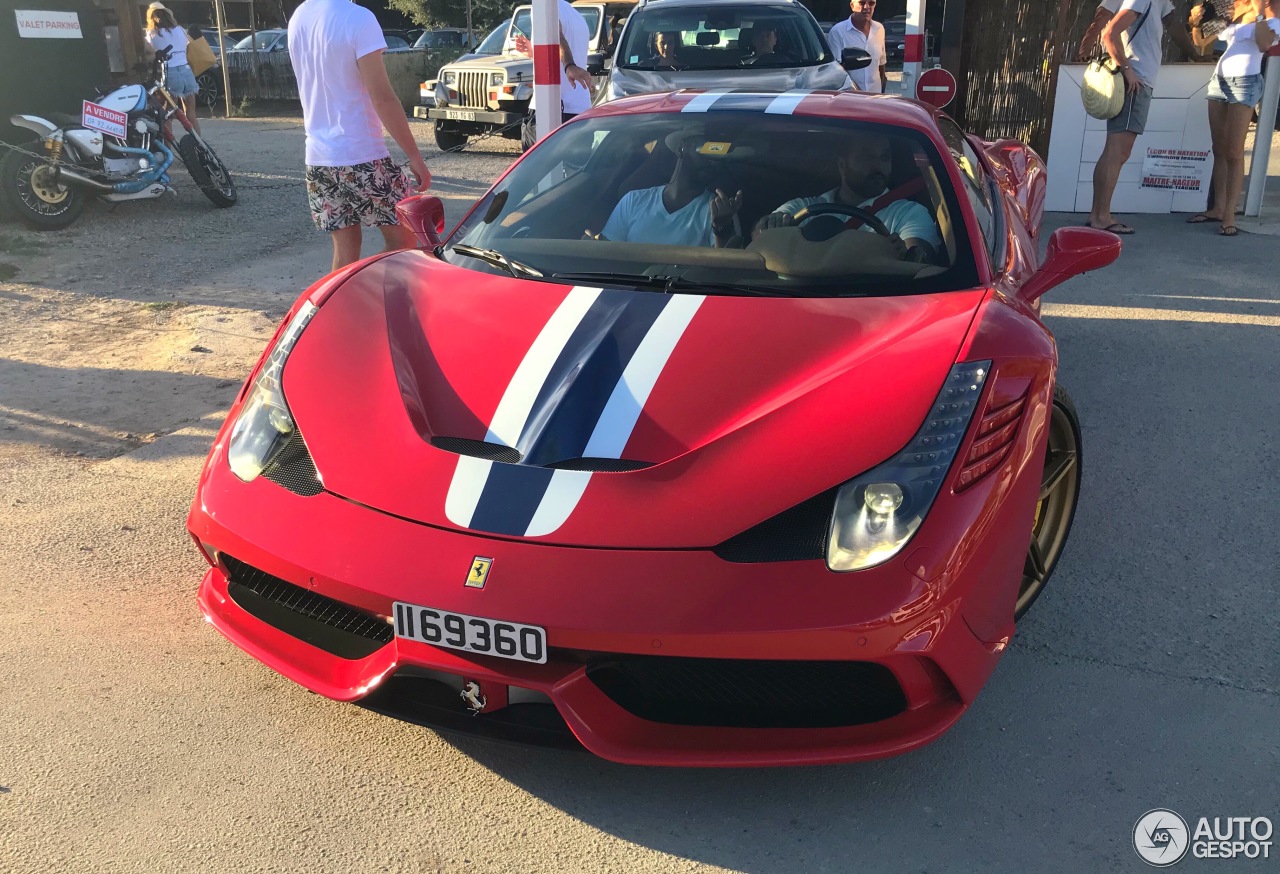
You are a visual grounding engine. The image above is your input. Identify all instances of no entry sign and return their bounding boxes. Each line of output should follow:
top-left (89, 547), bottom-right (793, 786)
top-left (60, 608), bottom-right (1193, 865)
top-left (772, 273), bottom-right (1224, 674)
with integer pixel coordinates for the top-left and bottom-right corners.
top-left (916, 66), bottom-right (957, 108)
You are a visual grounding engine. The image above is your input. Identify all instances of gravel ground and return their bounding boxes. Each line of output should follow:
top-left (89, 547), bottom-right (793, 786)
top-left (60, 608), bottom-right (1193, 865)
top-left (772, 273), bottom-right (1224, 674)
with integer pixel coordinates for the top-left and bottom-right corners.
top-left (0, 114), bottom-right (518, 464)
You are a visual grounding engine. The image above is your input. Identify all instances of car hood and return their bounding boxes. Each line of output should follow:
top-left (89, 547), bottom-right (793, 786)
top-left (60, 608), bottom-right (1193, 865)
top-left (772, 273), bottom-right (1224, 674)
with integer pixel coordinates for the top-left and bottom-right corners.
top-left (282, 251), bottom-right (985, 548)
top-left (607, 62), bottom-right (852, 101)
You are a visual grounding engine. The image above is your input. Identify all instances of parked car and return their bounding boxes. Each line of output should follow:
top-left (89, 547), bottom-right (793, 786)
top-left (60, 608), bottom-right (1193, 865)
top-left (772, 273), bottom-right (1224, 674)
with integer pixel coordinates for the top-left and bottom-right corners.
top-left (413, 27), bottom-right (477, 50)
top-left (201, 27), bottom-right (251, 57)
top-left (426, 1), bottom-right (637, 152)
top-left (188, 89), bottom-right (1120, 767)
top-left (602, 0), bottom-right (856, 102)
top-left (383, 31), bottom-right (413, 50)
top-left (884, 14), bottom-right (906, 64)
top-left (229, 29), bottom-right (287, 54)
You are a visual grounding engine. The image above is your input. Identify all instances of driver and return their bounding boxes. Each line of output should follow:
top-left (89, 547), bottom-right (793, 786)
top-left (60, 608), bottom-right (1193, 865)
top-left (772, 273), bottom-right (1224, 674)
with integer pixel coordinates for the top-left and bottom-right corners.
top-left (595, 131), bottom-right (742, 248)
top-left (742, 23), bottom-right (783, 62)
top-left (754, 132), bottom-right (942, 261)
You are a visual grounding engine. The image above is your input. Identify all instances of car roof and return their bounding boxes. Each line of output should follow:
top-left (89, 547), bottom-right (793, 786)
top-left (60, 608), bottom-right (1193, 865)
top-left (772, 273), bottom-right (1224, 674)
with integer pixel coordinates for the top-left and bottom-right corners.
top-left (581, 89), bottom-right (944, 134)
top-left (635, 0), bottom-right (806, 9)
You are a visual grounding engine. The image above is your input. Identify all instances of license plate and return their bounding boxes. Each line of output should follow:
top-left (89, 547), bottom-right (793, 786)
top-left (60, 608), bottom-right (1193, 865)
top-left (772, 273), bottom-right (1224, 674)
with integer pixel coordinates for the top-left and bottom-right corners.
top-left (444, 109), bottom-right (476, 121)
top-left (393, 602), bottom-right (547, 664)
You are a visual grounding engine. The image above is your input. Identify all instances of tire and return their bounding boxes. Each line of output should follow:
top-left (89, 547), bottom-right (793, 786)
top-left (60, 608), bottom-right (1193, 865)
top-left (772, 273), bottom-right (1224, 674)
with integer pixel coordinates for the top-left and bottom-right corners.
top-left (176, 133), bottom-right (237, 207)
top-left (1016, 385), bottom-right (1083, 620)
top-left (520, 113), bottom-right (537, 152)
top-left (434, 122), bottom-right (467, 153)
top-left (0, 147), bottom-right (86, 230)
top-left (196, 71), bottom-right (220, 109)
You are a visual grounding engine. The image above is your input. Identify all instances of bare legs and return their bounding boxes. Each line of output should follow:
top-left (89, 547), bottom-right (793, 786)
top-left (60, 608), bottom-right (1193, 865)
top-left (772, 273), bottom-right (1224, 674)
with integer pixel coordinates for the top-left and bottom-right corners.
top-left (1201, 100), bottom-right (1254, 233)
top-left (182, 93), bottom-right (201, 136)
top-left (1089, 131), bottom-right (1138, 231)
top-left (329, 223), bottom-right (418, 272)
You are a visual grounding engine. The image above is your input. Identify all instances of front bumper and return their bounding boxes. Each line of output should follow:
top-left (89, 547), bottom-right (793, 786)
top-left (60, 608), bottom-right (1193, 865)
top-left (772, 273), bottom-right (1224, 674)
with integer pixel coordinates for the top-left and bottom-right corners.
top-left (426, 107), bottom-right (523, 126)
top-left (189, 447), bottom-right (1017, 767)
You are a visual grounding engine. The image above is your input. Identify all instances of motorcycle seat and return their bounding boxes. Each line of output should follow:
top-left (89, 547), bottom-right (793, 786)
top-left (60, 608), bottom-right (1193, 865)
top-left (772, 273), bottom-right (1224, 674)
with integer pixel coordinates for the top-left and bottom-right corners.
top-left (48, 112), bottom-right (85, 129)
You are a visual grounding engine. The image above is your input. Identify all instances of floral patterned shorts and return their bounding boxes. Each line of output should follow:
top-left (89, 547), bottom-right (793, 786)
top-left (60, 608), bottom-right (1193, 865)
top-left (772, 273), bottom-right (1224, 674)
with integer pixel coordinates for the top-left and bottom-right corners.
top-left (305, 157), bottom-right (413, 232)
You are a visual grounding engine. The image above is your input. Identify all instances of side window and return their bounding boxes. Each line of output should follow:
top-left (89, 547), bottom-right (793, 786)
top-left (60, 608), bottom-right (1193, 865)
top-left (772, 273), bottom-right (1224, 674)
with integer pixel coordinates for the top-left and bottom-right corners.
top-left (936, 117), bottom-right (998, 259)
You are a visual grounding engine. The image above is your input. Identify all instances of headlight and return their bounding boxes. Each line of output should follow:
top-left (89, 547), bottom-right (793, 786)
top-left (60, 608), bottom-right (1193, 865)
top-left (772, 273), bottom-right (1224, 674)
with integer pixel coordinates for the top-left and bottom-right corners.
top-left (490, 71), bottom-right (504, 86)
top-left (826, 361), bottom-right (990, 572)
top-left (442, 70), bottom-right (457, 84)
top-left (226, 303), bottom-right (318, 483)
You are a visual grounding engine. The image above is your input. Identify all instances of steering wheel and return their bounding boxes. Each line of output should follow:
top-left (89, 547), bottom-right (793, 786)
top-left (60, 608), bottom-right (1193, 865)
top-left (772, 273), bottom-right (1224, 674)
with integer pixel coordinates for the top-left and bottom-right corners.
top-left (791, 203), bottom-right (894, 238)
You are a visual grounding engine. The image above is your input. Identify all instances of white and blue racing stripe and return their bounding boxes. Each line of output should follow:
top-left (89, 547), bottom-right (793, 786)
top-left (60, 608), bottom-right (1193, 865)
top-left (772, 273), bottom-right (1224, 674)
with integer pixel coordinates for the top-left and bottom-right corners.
top-left (445, 289), bottom-right (705, 537)
top-left (681, 90), bottom-right (812, 114)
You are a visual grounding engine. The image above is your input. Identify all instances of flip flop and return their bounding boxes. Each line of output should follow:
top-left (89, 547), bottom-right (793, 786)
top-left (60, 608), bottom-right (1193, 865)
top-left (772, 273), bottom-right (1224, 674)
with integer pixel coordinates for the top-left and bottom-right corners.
top-left (1086, 221), bottom-right (1135, 235)
top-left (1219, 225), bottom-right (1239, 237)
top-left (1186, 214), bottom-right (1217, 224)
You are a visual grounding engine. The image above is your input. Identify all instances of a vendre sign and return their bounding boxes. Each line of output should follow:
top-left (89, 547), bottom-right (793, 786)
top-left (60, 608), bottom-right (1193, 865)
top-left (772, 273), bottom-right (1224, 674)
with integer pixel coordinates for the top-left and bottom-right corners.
top-left (15, 10), bottom-right (83, 39)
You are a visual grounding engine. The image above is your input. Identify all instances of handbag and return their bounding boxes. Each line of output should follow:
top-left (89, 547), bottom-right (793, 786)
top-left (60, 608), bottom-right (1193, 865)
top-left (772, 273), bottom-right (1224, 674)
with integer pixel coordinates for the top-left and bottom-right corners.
top-left (1080, 1), bottom-right (1152, 120)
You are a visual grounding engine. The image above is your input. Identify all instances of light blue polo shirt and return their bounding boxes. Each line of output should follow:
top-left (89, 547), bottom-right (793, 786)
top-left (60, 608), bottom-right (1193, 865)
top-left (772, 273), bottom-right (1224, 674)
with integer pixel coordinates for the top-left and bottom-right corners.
top-left (602, 186), bottom-right (715, 247)
top-left (774, 188), bottom-right (942, 246)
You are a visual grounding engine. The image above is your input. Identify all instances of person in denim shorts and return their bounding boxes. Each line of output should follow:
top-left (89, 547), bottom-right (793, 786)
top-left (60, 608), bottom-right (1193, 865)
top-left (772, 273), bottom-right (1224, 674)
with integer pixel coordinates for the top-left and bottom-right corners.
top-left (1186, 0), bottom-right (1280, 235)
top-left (145, 3), bottom-right (201, 135)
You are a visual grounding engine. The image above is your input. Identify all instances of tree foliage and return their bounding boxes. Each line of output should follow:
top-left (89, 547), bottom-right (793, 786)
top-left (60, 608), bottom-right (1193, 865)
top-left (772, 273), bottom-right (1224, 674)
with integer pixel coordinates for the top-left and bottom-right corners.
top-left (386, 0), bottom-right (510, 30)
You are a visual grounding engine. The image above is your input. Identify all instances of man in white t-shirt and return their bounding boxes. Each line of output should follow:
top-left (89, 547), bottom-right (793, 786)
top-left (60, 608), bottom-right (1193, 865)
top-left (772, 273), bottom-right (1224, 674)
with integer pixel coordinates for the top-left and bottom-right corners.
top-left (513, 0), bottom-right (594, 150)
top-left (826, 0), bottom-right (887, 93)
top-left (754, 132), bottom-right (941, 262)
top-left (598, 132), bottom-right (743, 247)
top-left (1077, 0), bottom-right (1202, 234)
top-left (288, 0), bottom-right (431, 271)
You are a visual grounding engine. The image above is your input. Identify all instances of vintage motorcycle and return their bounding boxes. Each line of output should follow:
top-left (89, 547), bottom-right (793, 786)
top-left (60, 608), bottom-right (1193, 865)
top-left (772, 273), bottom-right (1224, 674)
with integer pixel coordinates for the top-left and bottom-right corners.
top-left (1, 47), bottom-right (237, 230)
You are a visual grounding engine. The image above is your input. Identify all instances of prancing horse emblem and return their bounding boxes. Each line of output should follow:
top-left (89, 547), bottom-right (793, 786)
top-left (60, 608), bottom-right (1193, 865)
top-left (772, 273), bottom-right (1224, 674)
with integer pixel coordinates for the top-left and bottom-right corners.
top-left (465, 556), bottom-right (493, 588)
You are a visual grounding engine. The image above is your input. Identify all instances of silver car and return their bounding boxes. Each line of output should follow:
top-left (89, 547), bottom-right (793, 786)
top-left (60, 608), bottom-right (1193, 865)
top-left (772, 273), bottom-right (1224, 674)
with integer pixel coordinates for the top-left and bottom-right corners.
top-left (600, 0), bottom-right (864, 102)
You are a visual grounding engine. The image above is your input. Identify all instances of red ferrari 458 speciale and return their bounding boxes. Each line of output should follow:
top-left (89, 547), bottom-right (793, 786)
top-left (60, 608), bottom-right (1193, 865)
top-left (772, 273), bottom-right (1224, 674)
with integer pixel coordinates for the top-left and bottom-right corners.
top-left (188, 90), bottom-right (1120, 766)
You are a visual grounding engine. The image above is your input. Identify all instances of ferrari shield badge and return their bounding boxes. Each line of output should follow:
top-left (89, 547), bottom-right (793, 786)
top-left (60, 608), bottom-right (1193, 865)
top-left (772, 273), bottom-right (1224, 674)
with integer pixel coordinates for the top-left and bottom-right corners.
top-left (465, 556), bottom-right (493, 589)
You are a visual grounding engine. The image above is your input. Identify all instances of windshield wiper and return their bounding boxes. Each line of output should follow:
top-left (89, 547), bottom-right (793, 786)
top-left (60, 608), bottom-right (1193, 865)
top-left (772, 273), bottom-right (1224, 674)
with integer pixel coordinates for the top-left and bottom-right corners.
top-left (452, 244), bottom-right (544, 279)
top-left (551, 271), bottom-right (784, 297)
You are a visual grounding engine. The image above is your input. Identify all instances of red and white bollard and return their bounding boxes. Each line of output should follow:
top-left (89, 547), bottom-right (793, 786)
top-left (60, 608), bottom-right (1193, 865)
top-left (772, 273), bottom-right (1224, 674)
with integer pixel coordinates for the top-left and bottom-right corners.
top-left (901, 0), bottom-right (926, 99)
top-left (532, 0), bottom-right (562, 143)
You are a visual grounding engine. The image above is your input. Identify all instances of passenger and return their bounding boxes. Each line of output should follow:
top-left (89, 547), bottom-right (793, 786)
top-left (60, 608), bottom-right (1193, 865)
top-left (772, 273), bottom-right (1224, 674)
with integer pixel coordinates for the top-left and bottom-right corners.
top-left (754, 132), bottom-right (942, 261)
top-left (596, 132), bottom-right (742, 247)
top-left (650, 30), bottom-right (684, 69)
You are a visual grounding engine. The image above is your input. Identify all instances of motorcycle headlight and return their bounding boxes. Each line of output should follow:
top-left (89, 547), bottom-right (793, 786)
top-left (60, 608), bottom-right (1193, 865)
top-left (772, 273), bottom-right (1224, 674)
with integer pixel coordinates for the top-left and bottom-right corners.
top-left (826, 361), bottom-right (990, 572)
top-left (226, 303), bottom-right (318, 483)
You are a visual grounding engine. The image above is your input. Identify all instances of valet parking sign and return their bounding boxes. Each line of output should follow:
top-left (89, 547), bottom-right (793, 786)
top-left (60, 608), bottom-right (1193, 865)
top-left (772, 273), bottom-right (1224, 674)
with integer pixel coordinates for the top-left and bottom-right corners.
top-left (1140, 147), bottom-right (1210, 193)
top-left (14, 10), bottom-right (83, 39)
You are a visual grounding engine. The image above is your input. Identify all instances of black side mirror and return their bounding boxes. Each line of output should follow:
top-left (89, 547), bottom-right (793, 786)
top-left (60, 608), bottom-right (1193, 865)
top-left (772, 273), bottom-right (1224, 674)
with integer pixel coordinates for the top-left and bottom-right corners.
top-left (586, 51), bottom-right (605, 76)
top-left (841, 47), bottom-right (872, 71)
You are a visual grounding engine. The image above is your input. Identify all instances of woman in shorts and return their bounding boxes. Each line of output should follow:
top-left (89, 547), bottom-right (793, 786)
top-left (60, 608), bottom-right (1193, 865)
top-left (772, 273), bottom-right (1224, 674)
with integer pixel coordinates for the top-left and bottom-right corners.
top-left (144, 2), bottom-right (201, 135)
top-left (1187, 0), bottom-right (1278, 235)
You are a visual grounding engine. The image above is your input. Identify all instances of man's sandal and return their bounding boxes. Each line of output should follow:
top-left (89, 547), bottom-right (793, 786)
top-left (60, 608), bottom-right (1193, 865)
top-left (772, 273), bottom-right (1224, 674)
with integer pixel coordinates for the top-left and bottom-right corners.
top-left (1186, 214), bottom-right (1216, 224)
top-left (1219, 225), bottom-right (1239, 237)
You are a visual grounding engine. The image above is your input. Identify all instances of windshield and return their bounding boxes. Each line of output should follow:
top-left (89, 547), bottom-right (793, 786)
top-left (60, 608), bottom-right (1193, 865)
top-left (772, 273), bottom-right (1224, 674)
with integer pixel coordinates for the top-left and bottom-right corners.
top-left (233, 31), bottom-right (281, 50)
top-left (475, 21), bottom-right (510, 53)
top-left (445, 111), bottom-right (979, 298)
top-left (509, 7), bottom-right (602, 46)
top-left (617, 4), bottom-right (830, 70)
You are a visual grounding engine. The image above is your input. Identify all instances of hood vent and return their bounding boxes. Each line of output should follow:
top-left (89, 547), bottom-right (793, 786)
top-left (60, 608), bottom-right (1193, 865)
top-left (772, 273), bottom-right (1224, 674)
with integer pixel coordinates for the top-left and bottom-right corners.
top-left (431, 436), bottom-right (652, 473)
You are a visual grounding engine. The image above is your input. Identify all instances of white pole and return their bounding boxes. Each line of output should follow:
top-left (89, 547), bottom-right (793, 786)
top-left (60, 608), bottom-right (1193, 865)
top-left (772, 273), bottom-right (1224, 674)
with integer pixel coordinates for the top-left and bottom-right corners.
top-left (901, 0), bottom-right (926, 99)
top-left (532, 0), bottom-right (562, 142)
top-left (1244, 49), bottom-right (1279, 217)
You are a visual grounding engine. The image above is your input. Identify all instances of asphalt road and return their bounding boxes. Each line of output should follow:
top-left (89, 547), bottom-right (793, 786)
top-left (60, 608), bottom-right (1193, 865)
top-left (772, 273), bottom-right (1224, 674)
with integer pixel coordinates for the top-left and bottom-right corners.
top-left (0, 120), bottom-right (1277, 873)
